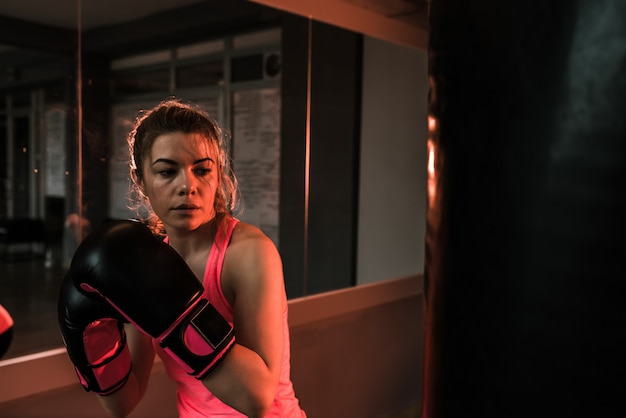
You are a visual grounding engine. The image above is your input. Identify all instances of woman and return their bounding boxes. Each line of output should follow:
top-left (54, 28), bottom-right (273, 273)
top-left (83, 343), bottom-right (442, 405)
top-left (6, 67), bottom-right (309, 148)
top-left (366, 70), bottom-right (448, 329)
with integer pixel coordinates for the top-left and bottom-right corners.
top-left (99, 99), bottom-right (306, 417)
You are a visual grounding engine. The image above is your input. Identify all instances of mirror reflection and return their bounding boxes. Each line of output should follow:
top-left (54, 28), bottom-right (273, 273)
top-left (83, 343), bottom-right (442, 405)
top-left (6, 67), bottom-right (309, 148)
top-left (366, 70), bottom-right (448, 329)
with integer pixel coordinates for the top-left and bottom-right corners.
top-left (1, 3), bottom-right (77, 360)
top-left (0, 0), bottom-right (427, 361)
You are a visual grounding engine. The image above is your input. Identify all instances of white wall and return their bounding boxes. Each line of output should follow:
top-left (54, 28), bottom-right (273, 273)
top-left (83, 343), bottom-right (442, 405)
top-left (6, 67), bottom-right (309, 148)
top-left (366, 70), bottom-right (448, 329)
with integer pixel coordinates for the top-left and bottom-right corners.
top-left (357, 37), bottom-right (429, 285)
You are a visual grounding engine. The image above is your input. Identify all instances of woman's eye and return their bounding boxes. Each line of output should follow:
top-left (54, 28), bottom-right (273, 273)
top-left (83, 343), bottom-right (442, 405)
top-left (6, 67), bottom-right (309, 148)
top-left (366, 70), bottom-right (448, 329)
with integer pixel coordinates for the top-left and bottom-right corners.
top-left (194, 168), bottom-right (211, 176)
top-left (158, 169), bottom-right (176, 176)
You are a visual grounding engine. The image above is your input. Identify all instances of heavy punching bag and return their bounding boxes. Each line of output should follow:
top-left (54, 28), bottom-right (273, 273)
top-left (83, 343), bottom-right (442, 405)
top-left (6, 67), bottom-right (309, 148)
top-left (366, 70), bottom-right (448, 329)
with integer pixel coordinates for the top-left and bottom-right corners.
top-left (424, 1), bottom-right (626, 417)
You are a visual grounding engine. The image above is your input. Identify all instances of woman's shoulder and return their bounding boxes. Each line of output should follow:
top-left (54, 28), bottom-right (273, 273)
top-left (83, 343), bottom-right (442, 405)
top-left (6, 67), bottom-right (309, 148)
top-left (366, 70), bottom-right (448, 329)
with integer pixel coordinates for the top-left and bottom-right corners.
top-left (230, 220), bottom-right (270, 243)
top-left (226, 220), bottom-right (280, 261)
top-left (222, 220), bottom-right (283, 297)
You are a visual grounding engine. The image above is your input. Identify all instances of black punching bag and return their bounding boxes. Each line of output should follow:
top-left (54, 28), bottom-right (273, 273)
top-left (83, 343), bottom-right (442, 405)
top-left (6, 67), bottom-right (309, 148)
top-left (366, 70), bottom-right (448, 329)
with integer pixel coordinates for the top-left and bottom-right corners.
top-left (424, 1), bottom-right (626, 417)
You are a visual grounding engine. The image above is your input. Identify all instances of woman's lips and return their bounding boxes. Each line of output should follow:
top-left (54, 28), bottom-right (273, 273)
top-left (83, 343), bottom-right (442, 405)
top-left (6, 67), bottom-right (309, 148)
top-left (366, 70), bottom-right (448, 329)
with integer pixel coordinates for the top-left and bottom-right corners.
top-left (173, 204), bottom-right (199, 213)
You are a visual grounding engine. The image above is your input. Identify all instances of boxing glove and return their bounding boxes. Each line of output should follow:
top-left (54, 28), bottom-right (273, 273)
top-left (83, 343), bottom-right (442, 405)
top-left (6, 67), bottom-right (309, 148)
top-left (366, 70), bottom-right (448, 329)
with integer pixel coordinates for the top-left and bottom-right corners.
top-left (58, 275), bottom-right (131, 395)
top-left (0, 303), bottom-right (14, 359)
top-left (68, 219), bottom-right (235, 378)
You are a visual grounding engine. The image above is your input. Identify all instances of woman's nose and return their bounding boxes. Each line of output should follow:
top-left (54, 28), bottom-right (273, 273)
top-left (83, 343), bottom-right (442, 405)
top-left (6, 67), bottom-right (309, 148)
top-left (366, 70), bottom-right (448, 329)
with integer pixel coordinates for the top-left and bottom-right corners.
top-left (178, 184), bottom-right (196, 196)
top-left (177, 173), bottom-right (196, 195)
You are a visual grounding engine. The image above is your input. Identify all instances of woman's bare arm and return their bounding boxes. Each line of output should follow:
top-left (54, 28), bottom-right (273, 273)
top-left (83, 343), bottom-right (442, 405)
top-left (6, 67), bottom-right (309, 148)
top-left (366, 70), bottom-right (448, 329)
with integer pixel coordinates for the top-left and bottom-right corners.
top-left (199, 224), bottom-right (286, 418)
top-left (97, 325), bottom-right (155, 418)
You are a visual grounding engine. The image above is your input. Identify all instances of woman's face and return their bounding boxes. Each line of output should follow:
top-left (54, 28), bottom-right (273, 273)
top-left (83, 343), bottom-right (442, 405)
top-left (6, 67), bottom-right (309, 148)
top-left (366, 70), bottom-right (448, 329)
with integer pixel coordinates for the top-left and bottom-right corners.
top-left (137, 132), bottom-right (219, 232)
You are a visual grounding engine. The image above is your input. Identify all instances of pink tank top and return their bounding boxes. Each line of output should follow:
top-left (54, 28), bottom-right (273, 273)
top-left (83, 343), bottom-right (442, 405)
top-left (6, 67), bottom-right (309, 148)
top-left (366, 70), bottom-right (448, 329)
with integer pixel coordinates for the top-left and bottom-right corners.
top-left (154, 218), bottom-right (306, 417)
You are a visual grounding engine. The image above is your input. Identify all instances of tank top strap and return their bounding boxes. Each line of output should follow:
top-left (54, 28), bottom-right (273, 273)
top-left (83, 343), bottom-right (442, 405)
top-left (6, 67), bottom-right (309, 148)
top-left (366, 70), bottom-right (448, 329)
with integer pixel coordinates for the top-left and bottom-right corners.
top-left (203, 217), bottom-right (239, 322)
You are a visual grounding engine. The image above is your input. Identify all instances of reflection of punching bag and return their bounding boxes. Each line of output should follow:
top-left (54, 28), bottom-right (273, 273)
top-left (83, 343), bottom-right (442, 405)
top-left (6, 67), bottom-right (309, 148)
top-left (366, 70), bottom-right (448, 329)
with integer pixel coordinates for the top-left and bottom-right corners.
top-left (424, 1), bottom-right (626, 417)
top-left (0, 304), bottom-right (14, 359)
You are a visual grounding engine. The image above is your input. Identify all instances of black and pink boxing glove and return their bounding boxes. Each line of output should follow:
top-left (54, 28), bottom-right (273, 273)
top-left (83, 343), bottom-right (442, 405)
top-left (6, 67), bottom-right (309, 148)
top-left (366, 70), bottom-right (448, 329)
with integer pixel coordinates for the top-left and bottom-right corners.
top-left (0, 303), bottom-right (14, 360)
top-left (66, 220), bottom-right (235, 378)
top-left (58, 276), bottom-right (131, 395)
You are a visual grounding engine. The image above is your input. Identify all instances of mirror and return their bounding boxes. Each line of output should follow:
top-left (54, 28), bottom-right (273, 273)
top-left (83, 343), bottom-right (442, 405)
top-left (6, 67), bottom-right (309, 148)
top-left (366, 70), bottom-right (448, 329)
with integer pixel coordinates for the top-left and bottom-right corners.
top-left (0, 0), bottom-right (428, 360)
top-left (1, 2), bottom-right (78, 360)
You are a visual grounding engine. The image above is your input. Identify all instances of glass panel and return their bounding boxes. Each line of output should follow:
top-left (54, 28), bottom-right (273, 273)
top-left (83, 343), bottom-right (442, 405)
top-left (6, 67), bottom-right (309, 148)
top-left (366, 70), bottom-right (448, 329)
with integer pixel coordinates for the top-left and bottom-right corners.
top-left (0, 0), bottom-right (427, 362)
top-left (0, 3), bottom-right (77, 360)
top-left (176, 60), bottom-right (224, 89)
top-left (112, 67), bottom-right (171, 96)
top-left (231, 54), bottom-right (264, 82)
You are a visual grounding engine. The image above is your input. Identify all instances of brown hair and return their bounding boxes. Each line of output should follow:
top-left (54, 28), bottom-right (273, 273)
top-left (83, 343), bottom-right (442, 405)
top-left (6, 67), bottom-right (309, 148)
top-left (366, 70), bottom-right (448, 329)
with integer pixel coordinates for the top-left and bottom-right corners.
top-left (127, 98), bottom-right (239, 235)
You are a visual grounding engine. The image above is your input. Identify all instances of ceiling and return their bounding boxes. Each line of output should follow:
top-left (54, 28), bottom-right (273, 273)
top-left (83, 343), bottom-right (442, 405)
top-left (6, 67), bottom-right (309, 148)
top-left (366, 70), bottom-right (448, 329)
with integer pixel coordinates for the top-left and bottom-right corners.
top-left (0, 0), bottom-right (204, 31)
top-left (0, 0), bottom-right (427, 31)
top-left (0, 0), bottom-right (427, 79)
top-left (0, 0), bottom-right (287, 58)
top-left (341, 0), bottom-right (427, 28)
